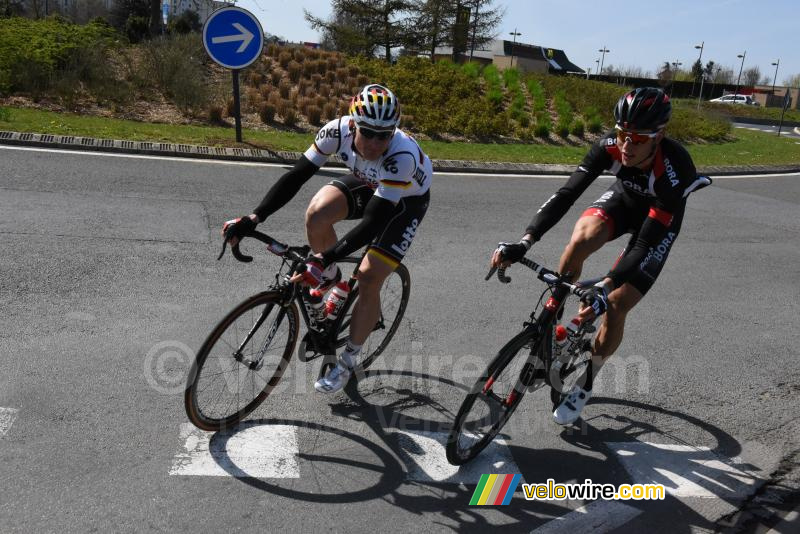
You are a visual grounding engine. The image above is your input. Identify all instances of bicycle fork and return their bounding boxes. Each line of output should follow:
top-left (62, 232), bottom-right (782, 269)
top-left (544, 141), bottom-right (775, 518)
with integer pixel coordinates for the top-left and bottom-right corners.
top-left (233, 303), bottom-right (287, 370)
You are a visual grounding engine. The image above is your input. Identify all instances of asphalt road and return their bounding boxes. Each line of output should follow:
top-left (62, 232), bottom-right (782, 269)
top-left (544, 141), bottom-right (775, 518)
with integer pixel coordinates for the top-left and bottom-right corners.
top-left (732, 121), bottom-right (800, 139)
top-left (1, 145), bottom-right (799, 533)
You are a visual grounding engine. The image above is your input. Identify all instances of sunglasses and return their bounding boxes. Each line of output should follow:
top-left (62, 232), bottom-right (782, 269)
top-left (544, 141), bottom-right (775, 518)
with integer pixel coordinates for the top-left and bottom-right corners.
top-left (615, 126), bottom-right (660, 145)
top-left (357, 127), bottom-right (393, 141)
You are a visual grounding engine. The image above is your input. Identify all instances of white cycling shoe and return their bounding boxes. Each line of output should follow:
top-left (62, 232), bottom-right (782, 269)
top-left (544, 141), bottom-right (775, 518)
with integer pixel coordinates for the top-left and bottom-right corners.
top-left (553, 385), bottom-right (592, 425)
top-left (314, 362), bottom-right (352, 394)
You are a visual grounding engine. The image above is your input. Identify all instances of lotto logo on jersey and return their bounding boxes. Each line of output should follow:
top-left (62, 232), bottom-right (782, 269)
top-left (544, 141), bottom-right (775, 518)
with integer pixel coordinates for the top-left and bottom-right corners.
top-left (390, 218), bottom-right (419, 256)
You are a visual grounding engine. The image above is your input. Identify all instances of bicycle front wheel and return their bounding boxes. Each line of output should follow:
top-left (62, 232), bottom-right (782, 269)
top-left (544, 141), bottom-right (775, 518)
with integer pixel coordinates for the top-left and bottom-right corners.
top-left (185, 291), bottom-right (299, 431)
top-left (334, 259), bottom-right (410, 371)
top-left (446, 329), bottom-right (545, 465)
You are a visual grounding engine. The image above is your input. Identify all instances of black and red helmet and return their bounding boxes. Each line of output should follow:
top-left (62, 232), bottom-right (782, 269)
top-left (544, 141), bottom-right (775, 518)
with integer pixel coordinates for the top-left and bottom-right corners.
top-left (614, 87), bottom-right (672, 131)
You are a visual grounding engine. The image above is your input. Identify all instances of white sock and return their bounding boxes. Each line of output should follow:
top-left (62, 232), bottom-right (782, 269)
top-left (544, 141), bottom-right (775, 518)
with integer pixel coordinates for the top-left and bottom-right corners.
top-left (322, 262), bottom-right (338, 280)
top-left (340, 340), bottom-right (362, 369)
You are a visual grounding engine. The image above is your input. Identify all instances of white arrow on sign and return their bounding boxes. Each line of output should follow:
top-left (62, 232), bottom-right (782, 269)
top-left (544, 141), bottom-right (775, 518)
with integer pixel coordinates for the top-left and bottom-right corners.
top-left (211, 22), bottom-right (254, 53)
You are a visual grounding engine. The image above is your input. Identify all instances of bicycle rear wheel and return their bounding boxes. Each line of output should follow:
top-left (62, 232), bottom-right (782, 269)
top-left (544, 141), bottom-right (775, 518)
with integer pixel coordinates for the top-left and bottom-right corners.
top-left (446, 329), bottom-right (546, 465)
top-left (185, 291), bottom-right (299, 431)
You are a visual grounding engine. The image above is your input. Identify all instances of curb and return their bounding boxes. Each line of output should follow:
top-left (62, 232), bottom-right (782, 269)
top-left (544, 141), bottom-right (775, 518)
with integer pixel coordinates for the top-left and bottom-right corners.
top-left (1, 130), bottom-right (799, 177)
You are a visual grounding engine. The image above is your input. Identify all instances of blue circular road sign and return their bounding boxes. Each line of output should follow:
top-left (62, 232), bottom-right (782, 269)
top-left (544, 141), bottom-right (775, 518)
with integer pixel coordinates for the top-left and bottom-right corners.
top-left (203, 6), bottom-right (264, 70)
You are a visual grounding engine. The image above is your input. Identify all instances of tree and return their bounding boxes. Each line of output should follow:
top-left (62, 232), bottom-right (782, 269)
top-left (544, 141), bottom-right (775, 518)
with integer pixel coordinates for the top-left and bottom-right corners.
top-left (0, 0), bottom-right (25, 17)
top-left (784, 73), bottom-right (800, 88)
top-left (691, 59), bottom-right (703, 79)
top-left (169, 10), bottom-right (201, 34)
top-left (464, 0), bottom-right (503, 62)
top-left (407, 0), bottom-right (457, 62)
top-left (742, 65), bottom-right (760, 87)
top-left (306, 0), bottom-right (414, 62)
top-left (656, 61), bottom-right (672, 83)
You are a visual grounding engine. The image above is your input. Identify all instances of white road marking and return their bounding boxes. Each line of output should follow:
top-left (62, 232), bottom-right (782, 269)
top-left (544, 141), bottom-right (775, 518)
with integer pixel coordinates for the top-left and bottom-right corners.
top-left (533, 500), bottom-right (642, 534)
top-left (393, 429), bottom-right (522, 484)
top-left (0, 407), bottom-right (19, 436)
top-left (170, 423), bottom-right (299, 478)
top-left (1, 145), bottom-right (797, 179)
top-left (607, 442), bottom-right (758, 499)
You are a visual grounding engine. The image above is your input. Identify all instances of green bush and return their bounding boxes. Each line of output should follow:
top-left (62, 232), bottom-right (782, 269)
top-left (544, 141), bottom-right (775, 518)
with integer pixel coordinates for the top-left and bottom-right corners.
top-left (571, 120), bottom-right (585, 138)
top-left (503, 67), bottom-right (520, 89)
top-left (587, 116), bottom-right (604, 133)
top-left (534, 123), bottom-right (550, 138)
top-left (526, 78), bottom-right (546, 112)
top-left (0, 17), bottom-right (118, 95)
top-left (141, 33), bottom-right (210, 112)
top-left (667, 103), bottom-right (730, 142)
top-left (259, 103), bottom-right (275, 123)
top-left (461, 62), bottom-right (480, 79)
top-left (486, 88), bottom-right (503, 110)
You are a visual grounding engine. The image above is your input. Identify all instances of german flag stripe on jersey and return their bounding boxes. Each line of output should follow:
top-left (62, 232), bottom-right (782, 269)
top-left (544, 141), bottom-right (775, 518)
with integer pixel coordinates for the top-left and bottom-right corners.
top-left (367, 247), bottom-right (400, 268)
top-left (379, 178), bottom-right (412, 189)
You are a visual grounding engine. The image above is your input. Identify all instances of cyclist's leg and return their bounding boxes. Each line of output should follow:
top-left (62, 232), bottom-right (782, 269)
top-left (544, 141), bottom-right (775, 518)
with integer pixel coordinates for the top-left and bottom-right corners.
top-left (349, 191), bottom-right (429, 346)
top-left (305, 174), bottom-right (372, 253)
top-left (559, 183), bottom-right (631, 280)
top-left (592, 203), bottom-right (685, 369)
top-left (348, 252), bottom-right (396, 345)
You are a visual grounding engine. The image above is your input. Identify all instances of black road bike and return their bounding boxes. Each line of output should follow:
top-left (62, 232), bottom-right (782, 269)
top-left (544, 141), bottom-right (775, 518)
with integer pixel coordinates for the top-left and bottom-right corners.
top-left (446, 257), bottom-right (600, 465)
top-left (185, 230), bottom-right (410, 431)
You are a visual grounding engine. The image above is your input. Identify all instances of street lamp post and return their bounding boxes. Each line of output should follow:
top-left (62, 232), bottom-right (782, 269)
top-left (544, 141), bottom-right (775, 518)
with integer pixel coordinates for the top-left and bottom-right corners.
top-left (733, 51), bottom-right (746, 103)
top-left (691, 41), bottom-right (704, 96)
top-left (670, 60), bottom-right (682, 97)
top-left (771, 59), bottom-right (780, 95)
top-left (509, 29), bottom-right (521, 68)
top-left (598, 46), bottom-right (610, 75)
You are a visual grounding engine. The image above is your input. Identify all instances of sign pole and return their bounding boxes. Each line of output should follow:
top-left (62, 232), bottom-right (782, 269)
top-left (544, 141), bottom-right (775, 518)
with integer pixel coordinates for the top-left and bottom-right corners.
top-left (232, 69), bottom-right (242, 143)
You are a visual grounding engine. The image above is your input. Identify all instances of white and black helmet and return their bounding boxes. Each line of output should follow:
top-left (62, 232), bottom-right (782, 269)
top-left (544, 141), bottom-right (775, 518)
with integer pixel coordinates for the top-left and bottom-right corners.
top-left (349, 84), bottom-right (400, 131)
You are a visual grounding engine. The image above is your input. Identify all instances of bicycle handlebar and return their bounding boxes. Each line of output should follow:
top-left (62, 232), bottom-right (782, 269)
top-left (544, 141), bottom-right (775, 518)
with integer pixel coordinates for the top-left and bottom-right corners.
top-left (486, 257), bottom-right (590, 299)
top-left (218, 230), bottom-right (310, 264)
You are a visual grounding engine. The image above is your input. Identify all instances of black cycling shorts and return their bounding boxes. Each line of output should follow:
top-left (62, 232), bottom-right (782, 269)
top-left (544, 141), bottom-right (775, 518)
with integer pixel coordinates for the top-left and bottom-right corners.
top-left (584, 181), bottom-right (684, 295)
top-left (328, 174), bottom-right (430, 268)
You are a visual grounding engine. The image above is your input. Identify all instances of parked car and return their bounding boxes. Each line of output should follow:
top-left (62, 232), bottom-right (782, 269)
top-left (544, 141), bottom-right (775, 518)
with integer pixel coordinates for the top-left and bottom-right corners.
top-left (709, 94), bottom-right (760, 106)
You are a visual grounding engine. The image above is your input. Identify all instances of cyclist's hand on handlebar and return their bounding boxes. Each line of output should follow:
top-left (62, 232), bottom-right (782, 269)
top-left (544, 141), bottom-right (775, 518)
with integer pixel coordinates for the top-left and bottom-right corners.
top-left (221, 214), bottom-right (258, 246)
top-left (289, 254), bottom-right (324, 287)
top-left (578, 280), bottom-right (612, 322)
top-left (490, 239), bottom-right (532, 268)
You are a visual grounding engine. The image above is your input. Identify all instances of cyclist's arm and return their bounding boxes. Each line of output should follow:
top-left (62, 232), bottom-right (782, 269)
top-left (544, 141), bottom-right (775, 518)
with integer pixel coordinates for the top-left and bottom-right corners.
top-left (319, 152), bottom-right (416, 264)
top-left (252, 156), bottom-right (319, 222)
top-left (524, 140), bottom-right (611, 241)
top-left (320, 195), bottom-right (395, 265)
top-left (252, 119), bottom-right (343, 221)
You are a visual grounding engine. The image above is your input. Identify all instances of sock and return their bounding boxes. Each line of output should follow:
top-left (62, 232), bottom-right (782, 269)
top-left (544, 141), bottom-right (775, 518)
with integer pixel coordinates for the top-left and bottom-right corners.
top-left (322, 262), bottom-right (338, 280)
top-left (340, 340), bottom-right (362, 369)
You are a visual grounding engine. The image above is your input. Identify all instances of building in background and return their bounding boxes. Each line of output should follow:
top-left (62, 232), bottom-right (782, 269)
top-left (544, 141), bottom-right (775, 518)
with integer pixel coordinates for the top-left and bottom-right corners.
top-left (433, 39), bottom-right (584, 74)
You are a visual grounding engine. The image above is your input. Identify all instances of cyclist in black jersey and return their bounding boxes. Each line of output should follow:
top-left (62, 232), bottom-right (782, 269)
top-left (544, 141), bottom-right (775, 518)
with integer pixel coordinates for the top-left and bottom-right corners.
top-left (221, 84), bottom-right (432, 394)
top-left (491, 87), bottom-right (711, 425)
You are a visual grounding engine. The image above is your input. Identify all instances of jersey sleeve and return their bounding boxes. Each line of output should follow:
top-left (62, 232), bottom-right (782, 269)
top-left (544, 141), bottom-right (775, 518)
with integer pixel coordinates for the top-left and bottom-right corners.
top-left (374, 151), bottom-right (417, 204)
top-left (303, 118), bottom-right (343, 167)
top-left (525, 138), bottom-right (613, 240)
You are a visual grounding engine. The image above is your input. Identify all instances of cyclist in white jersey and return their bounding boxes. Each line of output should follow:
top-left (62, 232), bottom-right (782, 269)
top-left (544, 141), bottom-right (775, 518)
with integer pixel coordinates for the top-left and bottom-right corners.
top-left (222, 84), bottom-right (432, 393)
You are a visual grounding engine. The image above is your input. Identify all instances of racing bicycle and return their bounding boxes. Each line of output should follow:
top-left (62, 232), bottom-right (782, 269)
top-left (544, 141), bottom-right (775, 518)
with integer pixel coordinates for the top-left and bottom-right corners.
top-left (446, 257), bottom-right (599, 465)
top-left (185, 230), bottom-right (410, 431)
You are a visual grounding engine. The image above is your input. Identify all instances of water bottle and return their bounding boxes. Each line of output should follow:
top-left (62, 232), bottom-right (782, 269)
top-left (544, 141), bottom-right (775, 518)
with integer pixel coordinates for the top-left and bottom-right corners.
top-left (553, 324), bottom-right (570, 360)
top-left (308, 288), bottom-right (327, 324)
top-left (324, 280), bottom-right (351, 321)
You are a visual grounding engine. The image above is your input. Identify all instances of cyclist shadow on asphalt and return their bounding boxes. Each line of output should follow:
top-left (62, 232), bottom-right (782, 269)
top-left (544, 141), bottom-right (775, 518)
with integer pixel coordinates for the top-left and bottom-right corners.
top-left (334, 371), bottom-right (764, 532)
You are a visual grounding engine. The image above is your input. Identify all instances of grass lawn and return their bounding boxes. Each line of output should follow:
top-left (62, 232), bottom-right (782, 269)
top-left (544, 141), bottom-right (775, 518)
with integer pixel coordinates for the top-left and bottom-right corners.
top-left (1, 106), bottom-right (798, 167)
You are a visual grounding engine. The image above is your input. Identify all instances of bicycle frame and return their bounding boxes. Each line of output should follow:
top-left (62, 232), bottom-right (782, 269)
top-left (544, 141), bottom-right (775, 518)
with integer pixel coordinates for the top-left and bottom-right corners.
top-left (227, 229), bottom-right (367, 363)
top-left (487, 258), bottom-right (599, 406)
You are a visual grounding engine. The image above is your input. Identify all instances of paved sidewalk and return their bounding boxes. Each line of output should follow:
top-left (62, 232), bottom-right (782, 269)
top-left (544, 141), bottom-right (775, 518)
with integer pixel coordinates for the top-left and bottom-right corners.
top-left (2, 129), bottom-right (799, 176)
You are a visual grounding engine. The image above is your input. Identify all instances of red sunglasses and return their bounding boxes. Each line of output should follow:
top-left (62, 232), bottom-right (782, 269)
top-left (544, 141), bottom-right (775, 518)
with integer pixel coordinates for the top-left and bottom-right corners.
top-left (615, 126), bottom-right (659, 145)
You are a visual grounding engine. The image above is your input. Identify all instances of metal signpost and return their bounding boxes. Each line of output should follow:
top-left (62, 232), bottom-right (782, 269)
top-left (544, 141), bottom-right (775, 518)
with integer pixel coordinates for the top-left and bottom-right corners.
top-left (202, 7), bottom-right (264, 143)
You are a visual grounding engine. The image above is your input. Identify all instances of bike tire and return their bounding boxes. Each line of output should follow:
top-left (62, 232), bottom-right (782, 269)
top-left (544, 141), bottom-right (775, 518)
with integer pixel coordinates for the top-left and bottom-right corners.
top-left (446, 329), bottom-right (544, 465)
top-left (301, 258), bottom-right (410, 372)
top-left (185, 291), bottom-right (299, 431)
